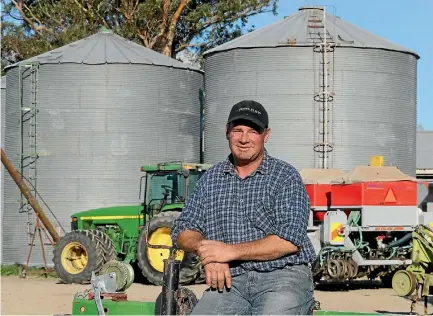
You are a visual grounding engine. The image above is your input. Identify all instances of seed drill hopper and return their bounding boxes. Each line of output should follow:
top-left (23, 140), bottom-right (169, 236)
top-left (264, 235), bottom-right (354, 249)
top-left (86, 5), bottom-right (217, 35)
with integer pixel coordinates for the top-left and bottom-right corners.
top-left (302, 162), bottom-right (430, 285)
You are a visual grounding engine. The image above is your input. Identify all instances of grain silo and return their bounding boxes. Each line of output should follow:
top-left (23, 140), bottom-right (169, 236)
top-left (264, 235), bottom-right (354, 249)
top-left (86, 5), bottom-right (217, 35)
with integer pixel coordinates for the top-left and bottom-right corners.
top-left (203, 6), bottom-right (419, 176)
top-left (1, 76), bottom-right (5, 148)
top-left (2, 29), bottom-right (203, 266)
top-left (1, 76), bottom-right (5, 224)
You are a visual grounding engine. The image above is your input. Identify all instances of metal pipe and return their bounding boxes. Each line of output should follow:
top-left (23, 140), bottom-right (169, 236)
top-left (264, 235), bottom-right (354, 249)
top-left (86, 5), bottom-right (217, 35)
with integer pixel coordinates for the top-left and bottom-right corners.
top-left (161, 256), bottom-right (181, 315)
top-left (323, 7), bottom-right (328, 169)
top-left (385, 232), bottom-right (412, 249)
top-left (1, 148), bottom-right (60, 243)
top-left (357, 259), bottom-right (412, 266)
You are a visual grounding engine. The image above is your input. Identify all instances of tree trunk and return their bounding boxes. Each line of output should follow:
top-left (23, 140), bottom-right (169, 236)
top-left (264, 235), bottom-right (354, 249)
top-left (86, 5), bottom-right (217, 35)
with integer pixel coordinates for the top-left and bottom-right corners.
top-left (161, 0), bottom-right (188, 57)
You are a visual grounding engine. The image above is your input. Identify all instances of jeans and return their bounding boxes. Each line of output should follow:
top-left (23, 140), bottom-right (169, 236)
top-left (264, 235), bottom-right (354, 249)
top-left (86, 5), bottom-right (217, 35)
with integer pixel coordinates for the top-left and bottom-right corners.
top-left (191, 264), bottom-right (315, 315)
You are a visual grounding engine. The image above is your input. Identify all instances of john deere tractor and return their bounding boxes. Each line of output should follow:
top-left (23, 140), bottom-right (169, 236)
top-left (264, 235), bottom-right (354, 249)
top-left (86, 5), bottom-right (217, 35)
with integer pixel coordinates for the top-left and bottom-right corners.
top-left (52, 162), bottom-right (212, 286)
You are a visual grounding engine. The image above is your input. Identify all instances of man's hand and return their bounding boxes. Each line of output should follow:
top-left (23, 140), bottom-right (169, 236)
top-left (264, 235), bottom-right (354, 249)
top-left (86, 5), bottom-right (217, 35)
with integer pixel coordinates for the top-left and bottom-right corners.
top-left (204, 262), bottom-right (232, 291)
top-left (197, 240), bottom-right (236, 265)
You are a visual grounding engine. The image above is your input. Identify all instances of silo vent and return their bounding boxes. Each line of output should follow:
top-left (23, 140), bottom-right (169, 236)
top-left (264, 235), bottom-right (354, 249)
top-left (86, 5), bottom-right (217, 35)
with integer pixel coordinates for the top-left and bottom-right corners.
top-left (299, 6), bottom-right (324, 11)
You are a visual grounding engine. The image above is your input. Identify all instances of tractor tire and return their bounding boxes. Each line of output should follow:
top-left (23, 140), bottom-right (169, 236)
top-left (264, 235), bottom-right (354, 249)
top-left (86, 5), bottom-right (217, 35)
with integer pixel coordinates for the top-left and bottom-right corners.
top-left (90, 229), bottom-right (117, 262)
top-left (136, 211), bottom-right (201, 286)
top-left (155, 286), bottom-right (198, 315)
top-left (52, 230), bottom-right (104, 284)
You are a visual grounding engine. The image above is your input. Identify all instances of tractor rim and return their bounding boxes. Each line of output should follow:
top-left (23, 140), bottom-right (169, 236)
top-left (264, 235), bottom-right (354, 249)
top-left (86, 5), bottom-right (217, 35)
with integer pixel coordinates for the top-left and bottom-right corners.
top-left (147, 227), bottom-right (184, 272)
top-left (392, 270), bottom-right (417, 297)
top-left (61, 242), bottom-right (88, 274)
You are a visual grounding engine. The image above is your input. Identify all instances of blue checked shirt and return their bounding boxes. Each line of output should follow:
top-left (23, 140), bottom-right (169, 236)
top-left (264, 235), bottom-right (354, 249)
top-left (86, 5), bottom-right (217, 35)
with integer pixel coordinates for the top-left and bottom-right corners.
top-left (171, 150), bottom-right (316, 277)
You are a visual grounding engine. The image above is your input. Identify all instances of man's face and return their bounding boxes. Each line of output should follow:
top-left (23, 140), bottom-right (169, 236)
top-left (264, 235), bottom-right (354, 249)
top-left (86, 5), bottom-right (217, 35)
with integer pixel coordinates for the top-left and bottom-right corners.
top-left (226, 120), bottom-right (270, 162)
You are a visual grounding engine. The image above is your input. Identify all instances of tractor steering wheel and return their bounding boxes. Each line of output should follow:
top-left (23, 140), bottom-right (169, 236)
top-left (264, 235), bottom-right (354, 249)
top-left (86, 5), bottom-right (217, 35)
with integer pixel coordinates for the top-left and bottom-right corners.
top-left (161, 185), bottom-right (175, 194)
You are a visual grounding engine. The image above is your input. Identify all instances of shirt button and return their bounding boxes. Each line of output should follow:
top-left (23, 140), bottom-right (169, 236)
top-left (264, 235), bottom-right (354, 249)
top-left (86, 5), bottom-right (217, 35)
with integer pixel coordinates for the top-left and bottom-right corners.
top-left (240, 199), bottom-right (243, 203)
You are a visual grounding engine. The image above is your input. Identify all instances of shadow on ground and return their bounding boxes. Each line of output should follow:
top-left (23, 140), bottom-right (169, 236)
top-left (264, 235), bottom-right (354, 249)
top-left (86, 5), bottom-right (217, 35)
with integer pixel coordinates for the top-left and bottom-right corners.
top-left (315, 279), bottom-right (385, 291)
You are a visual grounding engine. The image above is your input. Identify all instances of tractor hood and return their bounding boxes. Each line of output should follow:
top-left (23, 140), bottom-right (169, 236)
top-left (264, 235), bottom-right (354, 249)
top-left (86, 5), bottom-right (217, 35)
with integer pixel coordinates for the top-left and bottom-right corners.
top-left (71, 205), bottom-right (143, 220)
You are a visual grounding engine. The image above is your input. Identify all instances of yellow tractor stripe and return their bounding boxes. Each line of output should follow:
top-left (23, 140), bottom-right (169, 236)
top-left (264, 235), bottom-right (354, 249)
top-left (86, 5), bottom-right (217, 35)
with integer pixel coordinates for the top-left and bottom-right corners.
top-left (80, 215), bottom-right (144, 220)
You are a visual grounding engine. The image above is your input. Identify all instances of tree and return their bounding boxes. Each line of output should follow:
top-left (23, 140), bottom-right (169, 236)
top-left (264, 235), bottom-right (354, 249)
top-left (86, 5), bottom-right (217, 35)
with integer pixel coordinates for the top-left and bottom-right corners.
top-left (1, 0), bottom-right (278, 72)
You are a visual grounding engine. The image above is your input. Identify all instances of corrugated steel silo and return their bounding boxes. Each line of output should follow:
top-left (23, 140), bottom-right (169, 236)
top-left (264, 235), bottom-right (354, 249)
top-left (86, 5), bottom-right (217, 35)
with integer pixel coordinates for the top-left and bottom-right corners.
top-left (2, 30), bottom-right (203, 266)
top-left (1, 76), bottom-right (5, 224)
top-left (203, 6), bottom-right (419, 176)
top-left (1, 76), bottom-right (5, 148)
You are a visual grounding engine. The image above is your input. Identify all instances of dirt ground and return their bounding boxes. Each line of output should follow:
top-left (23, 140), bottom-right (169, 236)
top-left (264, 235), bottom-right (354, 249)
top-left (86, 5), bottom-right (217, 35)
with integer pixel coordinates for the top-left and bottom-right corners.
top-left (1, 275), bottom-right (431, 315)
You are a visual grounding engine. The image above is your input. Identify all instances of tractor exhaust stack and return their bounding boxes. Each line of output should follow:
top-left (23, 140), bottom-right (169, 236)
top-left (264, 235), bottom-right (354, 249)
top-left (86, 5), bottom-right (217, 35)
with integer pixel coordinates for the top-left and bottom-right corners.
top-left (1, 148), bottom-right (60, 244)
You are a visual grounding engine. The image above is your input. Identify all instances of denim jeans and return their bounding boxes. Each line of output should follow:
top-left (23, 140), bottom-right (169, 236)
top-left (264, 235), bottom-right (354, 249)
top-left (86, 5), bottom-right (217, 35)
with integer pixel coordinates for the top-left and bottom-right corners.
top-left (191, 264), bottom-right (315, 315)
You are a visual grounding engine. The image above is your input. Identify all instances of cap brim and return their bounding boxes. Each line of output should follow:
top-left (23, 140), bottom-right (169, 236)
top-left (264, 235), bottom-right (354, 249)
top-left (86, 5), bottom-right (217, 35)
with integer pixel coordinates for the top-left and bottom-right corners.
top-left (227, 115), bottom-right (266, 129)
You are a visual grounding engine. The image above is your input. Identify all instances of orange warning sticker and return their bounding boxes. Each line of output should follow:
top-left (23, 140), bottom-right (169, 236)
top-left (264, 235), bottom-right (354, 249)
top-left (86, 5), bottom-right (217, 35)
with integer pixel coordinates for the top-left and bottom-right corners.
top-left (384, 188), bottom-right (397, 203)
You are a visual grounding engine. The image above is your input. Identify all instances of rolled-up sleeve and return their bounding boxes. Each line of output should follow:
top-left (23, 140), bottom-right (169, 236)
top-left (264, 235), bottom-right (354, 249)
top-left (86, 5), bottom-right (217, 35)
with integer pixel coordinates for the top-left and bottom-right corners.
top-left (270, 169), bottom-right (310, 247)
top-left (171, 175), bottom-right (207, 247)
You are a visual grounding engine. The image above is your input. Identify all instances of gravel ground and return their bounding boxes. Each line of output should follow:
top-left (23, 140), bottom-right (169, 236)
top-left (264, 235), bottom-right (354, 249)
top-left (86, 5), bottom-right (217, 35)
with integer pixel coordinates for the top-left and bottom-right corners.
top-left (1, 276), bottom-right (431, 315)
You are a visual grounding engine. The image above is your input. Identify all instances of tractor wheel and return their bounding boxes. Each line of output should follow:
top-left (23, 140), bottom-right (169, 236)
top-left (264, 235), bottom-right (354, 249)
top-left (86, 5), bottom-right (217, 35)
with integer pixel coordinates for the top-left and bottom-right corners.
top-left (90, 229), bottom-right (117, 262)
top-left (52, 230), bottom-right (104, 284)
top-left (155, 287), bottom-right (198, 315)
top-left (136, 211), bottom-right (201, 286)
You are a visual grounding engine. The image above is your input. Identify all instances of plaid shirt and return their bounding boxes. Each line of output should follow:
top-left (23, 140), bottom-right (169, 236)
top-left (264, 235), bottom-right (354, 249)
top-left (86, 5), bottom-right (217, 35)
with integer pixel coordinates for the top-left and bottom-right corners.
top-left (171, 150), bottom-right (316, 276)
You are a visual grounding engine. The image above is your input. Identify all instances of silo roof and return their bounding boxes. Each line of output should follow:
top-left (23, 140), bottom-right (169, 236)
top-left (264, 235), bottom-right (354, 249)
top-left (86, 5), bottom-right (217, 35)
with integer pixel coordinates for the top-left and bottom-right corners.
top-left (4, 29), bottom-right (202, 72)
top-left (204, 6), bottom-right (419, 58)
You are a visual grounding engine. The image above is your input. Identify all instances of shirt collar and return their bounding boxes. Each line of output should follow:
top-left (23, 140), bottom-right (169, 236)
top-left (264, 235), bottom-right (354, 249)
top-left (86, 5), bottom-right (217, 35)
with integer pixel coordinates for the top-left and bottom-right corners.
top-left (223, 149), bottom-right (269, 176)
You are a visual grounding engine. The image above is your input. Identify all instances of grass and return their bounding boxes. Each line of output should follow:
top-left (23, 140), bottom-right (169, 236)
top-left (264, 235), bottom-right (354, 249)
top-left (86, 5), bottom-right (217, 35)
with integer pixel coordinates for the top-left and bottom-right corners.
top-left (1, 264), bottom-right (58, 278)
top-left (0, 265), bottom-right (21, 276)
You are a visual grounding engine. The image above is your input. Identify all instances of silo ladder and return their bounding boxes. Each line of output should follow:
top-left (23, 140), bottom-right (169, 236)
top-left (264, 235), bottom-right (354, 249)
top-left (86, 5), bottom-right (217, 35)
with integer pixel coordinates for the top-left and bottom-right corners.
top-left (308, 8), bottom-right (335, 169)
top-left (18, 62), bottom-right (41, 246)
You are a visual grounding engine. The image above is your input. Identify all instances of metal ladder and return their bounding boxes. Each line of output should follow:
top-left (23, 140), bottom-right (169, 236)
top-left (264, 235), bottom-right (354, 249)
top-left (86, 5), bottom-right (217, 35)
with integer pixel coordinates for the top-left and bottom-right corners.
top-left (308, 8), bottom-right (335, 169)
top-left (18, 62), bottom-right (40, 244)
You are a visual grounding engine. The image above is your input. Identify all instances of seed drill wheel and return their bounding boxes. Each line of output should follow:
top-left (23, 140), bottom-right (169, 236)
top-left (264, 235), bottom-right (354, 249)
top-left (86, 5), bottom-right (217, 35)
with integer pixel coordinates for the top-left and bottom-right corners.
top-left (392, 270), bottom-right (417, 297)
top-left (100, 260), bottom-right (135, 291)
top-left (52, 230), bottom-right (104, 284)
top-left (136, 211), bottom-right (201, 286)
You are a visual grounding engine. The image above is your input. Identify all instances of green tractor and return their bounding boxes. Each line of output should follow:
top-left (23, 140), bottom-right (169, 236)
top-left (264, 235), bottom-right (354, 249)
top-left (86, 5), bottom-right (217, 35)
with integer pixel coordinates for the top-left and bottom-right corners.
top-left (52, 162), bottom-right (212, 286)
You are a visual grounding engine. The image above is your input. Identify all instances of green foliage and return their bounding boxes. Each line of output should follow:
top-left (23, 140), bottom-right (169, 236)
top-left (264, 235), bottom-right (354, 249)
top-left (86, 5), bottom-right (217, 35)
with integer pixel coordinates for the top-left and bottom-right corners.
top-left (1, 0), bottom-right (278, 72)
top-left (0, 264), bottom-right (21, 275)
top-left (0, 264), bottom-right (57, 277)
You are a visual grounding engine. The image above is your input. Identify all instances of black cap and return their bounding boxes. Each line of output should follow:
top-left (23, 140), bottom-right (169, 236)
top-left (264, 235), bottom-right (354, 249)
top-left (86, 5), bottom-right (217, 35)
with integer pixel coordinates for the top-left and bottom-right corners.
top-left (227, 100), bottom-right (269, 129)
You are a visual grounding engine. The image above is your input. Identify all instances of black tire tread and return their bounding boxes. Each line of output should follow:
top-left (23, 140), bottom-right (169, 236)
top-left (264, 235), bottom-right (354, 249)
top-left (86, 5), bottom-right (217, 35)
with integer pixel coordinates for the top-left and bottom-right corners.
top-left (136, 211), bottom-right (201, 286)
top-left (52, 230), bottom-right (104, 284)
top-left (90, 229), bottom-right (117, 262)
top-left (155, 286), bottom-right (198, 315)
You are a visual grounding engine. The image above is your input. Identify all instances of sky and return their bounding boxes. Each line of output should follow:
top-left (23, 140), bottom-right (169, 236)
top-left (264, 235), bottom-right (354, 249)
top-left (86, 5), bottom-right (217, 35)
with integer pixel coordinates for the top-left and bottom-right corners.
top-left (245, 0), bottom-right (433, 130)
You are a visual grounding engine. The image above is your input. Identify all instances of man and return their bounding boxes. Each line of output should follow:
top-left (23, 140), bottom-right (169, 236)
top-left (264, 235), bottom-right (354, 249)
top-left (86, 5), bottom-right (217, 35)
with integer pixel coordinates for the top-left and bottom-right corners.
top-left (171, 100), bottom-right (316, 315)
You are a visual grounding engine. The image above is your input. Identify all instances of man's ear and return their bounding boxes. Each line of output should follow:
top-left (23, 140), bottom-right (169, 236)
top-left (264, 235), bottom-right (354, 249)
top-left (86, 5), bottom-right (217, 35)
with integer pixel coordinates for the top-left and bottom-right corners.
top-left (264, 127), bottom-right (271, 143)
top-left (225, 124), bottom-right (230, 140)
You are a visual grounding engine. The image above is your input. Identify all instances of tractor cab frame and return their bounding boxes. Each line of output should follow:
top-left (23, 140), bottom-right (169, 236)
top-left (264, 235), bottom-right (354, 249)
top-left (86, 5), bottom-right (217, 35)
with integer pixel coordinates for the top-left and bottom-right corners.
top-left (139, 162), bottom-right (211, 222)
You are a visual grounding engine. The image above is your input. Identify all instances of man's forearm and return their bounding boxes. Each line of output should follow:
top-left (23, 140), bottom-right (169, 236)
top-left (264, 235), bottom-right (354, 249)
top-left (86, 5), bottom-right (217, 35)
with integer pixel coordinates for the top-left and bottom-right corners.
top-left (231, 235), bottom-right (298, 261)
top-left (176, 230), bottom-right (205, 254)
